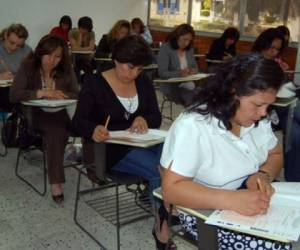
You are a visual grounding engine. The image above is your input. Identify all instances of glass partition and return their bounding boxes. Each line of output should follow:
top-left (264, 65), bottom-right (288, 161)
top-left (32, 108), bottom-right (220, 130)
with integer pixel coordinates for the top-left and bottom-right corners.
top-left (191, 0), bottom-right (240, 33)
top-left (149, 0), bottom-right (189, 27)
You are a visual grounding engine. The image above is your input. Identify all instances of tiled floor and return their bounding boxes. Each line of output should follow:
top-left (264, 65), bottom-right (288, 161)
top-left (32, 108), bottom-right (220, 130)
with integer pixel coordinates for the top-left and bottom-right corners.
top-left (0, 97), bottom-right (197, 250)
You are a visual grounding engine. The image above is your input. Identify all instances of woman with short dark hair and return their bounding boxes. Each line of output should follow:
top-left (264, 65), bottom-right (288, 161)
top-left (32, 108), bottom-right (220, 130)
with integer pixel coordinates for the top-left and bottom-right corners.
top-left (154, 53), bottom-right (291, 249)
top-left (10, 34), bottom-right (78, 203)
top-left (50, 15), bottom-right (72, 42)
top-left (72, 35), bottom-right (162, 199)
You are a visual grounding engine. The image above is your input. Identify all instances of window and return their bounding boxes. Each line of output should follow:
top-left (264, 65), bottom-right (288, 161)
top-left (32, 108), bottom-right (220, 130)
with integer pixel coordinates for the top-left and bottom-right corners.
top-left (149, 0), bottom-right (189, 27)
top-left (191, 0), bottom-right (240, 33)
top-left (243, 0), bottom-right (287, 37)
top-left (148, 0), bottom-right (300, 43)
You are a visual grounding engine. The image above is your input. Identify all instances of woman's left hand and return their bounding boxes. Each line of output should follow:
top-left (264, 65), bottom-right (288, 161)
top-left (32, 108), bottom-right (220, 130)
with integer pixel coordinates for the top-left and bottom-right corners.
top-left (246, 172), bottom-right (275, 197)
top-left (129, 116), bottom-right (148, 133)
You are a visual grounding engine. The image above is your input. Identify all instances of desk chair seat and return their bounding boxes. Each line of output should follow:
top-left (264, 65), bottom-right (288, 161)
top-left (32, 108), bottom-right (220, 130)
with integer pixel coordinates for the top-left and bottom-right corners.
top-left (74, 143), bottom-right (152, 250)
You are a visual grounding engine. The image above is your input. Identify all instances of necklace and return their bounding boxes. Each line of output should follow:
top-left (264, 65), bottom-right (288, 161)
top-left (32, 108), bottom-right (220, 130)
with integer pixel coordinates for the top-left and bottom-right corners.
top-left (124, 97), bottom-right (134, 120)
top-left (40, 69), bottom-right (55, 90)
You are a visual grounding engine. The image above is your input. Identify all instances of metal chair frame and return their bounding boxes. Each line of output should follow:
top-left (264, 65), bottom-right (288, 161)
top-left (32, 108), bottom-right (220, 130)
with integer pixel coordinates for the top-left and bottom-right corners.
top-left (73, 143), bottom-right (152, 250)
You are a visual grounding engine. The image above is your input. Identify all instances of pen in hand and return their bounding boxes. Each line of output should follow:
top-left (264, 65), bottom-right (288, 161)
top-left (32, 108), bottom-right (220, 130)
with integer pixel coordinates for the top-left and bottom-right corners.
top-left (257, 178), bottom-right (263, 193)
top-left (104, 115), bottom-right (110, 130)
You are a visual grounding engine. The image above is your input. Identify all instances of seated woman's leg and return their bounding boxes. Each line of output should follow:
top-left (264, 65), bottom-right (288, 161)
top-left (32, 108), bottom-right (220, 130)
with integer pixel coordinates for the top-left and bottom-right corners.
top-left (112, 143), bottom-right (163, 200)
top-left (35, 110), bottom-right (70, 192)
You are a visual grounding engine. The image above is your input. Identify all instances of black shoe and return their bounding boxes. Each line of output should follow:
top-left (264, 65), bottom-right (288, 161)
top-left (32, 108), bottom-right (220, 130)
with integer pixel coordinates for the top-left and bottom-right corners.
top-left (52, 193), bottom-right (64, 204)
top-left (152, 229), bottom-right (177, 250)
top-left (86, 169), bottom-right (106, 185)
top-left (152, 205), bottom-right (177, 250)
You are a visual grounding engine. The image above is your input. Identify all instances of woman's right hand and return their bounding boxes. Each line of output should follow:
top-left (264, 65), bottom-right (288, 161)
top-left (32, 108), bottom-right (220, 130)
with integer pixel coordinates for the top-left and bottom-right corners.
top-left (0, 71), bottom-right (14, 80)
top-left (37, 89), bottom-right (68, 99)
top-left (92, 125), bottom-right (110, 143)
top-left (229, 189), bottom-right (271, 216)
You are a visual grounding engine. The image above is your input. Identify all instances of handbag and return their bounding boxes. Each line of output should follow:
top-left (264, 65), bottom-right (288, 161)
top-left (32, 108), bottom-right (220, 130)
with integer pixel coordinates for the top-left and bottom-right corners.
top-left (1, 105), bottom-right (37, 148)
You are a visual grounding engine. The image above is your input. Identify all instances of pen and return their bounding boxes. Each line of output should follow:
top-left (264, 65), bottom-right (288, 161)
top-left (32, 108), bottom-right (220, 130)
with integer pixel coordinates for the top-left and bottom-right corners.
top-left (104, 115), bottom-right (110, 129)
top-left (257, 178), bottom-right (263, 193)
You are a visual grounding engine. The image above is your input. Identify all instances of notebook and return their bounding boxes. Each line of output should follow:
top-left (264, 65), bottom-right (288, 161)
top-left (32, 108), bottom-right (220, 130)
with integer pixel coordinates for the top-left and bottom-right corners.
top-left (205, 182), bottom-right (300, 242)
top-left (106, 129), bottom-right (168, 147)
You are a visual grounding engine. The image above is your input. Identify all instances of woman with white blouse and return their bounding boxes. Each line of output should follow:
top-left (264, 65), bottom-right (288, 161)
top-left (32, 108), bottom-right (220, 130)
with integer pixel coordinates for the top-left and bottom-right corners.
top-left (153, 53), bottom-right (292, 249)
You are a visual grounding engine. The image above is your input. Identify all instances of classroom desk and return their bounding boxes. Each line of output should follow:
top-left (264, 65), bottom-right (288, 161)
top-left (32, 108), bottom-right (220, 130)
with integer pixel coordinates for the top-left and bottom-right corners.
top-left (284, 70), bottom-right (300, 74)
top-left (153, 73), bottom-right (212, 84)
top-left (70, 50), bottom-right (95, 54)
top-left (143, 63), bottom-right (158, 70)
top-left (205, 59), bottom-right (224, 64)
top-left (153, 187), bottom-right (298, 250)
top-left (153, 188), bottom-right (218, 250)
top-left (94, 57), bottom-right (112, 62)
top-left (94, 58), bottom-right (158, 70)
top-left (194, 54), bottom-right (206, 58)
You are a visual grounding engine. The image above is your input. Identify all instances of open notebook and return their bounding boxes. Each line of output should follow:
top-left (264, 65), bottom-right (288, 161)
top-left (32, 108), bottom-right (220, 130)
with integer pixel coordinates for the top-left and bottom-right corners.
top-left (205, 182), bottom-right (300, 242)
top-left (22, 99), bottom-right (77, 108)
top-left (106, 129), bottom-right (168, 147)
top-left (169, 73), bottom-right (212, 82)
top-left (0, 79), bottom-right (12, 87)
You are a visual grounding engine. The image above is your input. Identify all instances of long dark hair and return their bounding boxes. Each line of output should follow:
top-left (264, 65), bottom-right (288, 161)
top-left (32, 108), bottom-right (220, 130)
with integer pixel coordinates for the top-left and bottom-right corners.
top-left (252, 28), bottom-right (285, 53)
top-left (167, 23), bottom-right (195, 50)
top-left (188, 53), bottom-right (285, 130)
top-left (23, 34), bottom-right (72, 79)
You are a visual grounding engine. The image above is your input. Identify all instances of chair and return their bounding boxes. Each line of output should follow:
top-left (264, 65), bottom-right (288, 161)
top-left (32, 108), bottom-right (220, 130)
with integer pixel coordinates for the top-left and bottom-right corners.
top-left (159, 83), bottom-right (183, 120)
top-left (15, 105), bottom-right (81, 196)
top-left (0, 108), bottom-right (8, 157)
top-left (74, 142), bottom-right (152, 250)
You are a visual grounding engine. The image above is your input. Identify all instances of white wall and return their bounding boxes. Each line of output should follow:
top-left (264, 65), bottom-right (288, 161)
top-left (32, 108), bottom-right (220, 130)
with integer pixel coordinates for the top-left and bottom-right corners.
top-left (0, 0), bottom-right (148, 48)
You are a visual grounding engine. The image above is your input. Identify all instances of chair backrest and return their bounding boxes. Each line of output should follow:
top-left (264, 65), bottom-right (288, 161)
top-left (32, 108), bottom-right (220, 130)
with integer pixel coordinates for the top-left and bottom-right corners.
top-left (159, 83), bottom-right (183, 104)
top-left (94, 142), bottom-right (107, 181)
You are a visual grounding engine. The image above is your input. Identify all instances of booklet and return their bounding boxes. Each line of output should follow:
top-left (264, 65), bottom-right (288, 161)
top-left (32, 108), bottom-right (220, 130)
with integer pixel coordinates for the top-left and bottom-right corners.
top-left (169, 73), bottom-right (212, 82)
top-left (205, 182), bottom-right (300, 242)
top-left (22, 99), bottom-right (77, 108)
top-left (106, 129), bottom-right (168, 147)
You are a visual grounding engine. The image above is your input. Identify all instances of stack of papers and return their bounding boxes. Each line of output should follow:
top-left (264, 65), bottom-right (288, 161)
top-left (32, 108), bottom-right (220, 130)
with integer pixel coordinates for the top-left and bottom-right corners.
top-left (205, 182), bottom-right (300, 242)
top-left (169, 73), bottom-right (212, 81)
top-left (107, 129), bottom-right (168, 147)
top-left (0, 79), bottom-right (12, 87)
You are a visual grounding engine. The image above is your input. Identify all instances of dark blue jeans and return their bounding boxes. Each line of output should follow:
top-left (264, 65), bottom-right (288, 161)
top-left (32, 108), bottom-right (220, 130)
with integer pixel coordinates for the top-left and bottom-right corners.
top-left (112, 143), bottom-right (163, 200)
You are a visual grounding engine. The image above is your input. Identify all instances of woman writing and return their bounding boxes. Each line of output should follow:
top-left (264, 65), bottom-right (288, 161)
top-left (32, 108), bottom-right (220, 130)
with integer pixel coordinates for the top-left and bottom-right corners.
top-left (0, 23), bottom-right (31, 111)
top-left (10, 35), bottom-right (78, 203)
top-left (154, 53), bottom-right (291, 249)
top-left (72, 35), bottom-right (162, 200)
top-left (157, 23), bottom-right (198, 106)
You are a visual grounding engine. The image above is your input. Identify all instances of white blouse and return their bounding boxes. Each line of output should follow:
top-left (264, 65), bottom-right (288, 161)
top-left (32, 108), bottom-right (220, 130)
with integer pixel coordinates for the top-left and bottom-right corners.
top-left (160, 112), bottom-right (277, 190)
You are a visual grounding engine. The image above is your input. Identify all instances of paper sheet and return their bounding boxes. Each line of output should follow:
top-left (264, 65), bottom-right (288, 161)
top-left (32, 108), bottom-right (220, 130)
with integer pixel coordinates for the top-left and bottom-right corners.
top-left (109, 129), bottom-right (168, 142)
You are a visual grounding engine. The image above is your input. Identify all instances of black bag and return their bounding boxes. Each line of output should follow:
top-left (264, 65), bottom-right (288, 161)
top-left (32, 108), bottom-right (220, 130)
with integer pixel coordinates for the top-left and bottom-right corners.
top-left (1, 105), bottom-right (37, 148)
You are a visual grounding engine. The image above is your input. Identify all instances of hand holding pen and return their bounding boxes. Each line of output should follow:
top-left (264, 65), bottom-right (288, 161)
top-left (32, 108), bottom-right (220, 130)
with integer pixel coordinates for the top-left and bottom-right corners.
top-left (0, 59), bottom-right (14, 80)
top-left (92, 115), bottom-right (111, 143)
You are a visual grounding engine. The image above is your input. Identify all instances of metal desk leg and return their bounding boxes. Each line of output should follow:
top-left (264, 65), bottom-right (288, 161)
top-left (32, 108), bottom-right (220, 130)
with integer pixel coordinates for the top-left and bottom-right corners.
top-left (196, 217), bottom-right (218, 250)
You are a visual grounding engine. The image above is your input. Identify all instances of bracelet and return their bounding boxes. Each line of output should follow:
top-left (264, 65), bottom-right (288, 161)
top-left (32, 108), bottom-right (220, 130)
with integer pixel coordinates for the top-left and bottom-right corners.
top-left (258, 170), bottom-right (271, 181)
